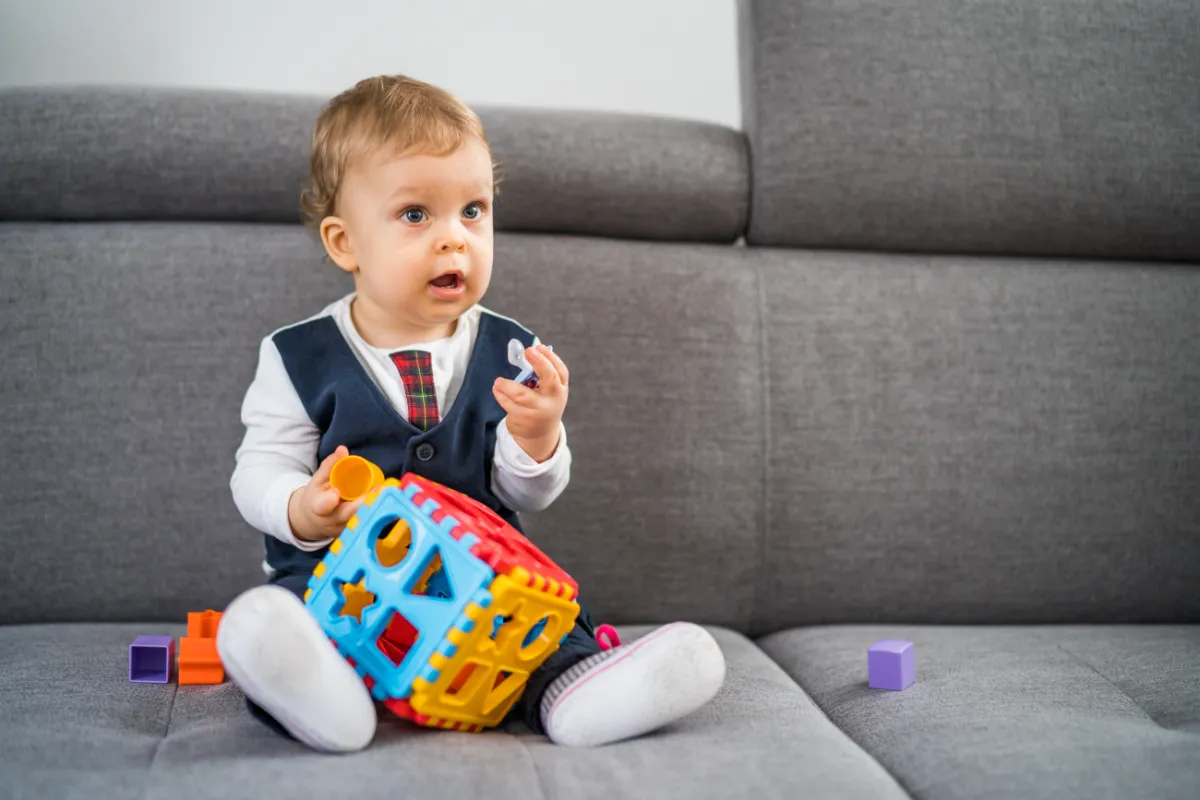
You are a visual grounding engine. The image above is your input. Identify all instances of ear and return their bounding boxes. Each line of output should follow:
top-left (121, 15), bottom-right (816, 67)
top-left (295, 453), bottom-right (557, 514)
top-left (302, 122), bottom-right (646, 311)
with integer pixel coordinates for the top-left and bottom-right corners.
top-left (320, 216), bottom-right (357, 273)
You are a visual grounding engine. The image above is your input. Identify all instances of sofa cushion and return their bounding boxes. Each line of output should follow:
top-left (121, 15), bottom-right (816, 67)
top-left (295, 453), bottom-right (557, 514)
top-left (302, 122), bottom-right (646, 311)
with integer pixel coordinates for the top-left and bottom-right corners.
top-left (737, 0), bottom-right (1200, 260)
top-left (759, 624), bottom-right (1200, 800)
top-left (751, 247), bottom-right (1200, 633)
top-left (0, 87), bottom-right (748, 243)
top-left (0, 225), bottom-right (763, 631)
top-left (0, 624), bottom-right (909, 800)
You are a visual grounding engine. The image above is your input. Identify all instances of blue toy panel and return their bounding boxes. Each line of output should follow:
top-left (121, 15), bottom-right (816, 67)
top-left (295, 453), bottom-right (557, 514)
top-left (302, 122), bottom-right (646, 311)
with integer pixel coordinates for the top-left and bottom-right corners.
top-left (305, 483), bottom-right (495, 701)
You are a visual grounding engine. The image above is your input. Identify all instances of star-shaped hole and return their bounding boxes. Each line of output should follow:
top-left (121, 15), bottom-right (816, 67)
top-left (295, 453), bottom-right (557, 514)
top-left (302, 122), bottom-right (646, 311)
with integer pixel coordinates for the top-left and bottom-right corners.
top-left (337, 576), bottom-right (377, 623)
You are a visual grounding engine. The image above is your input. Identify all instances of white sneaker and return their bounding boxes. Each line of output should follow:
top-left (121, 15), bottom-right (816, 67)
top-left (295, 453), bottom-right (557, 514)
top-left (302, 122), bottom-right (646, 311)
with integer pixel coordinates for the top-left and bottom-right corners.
top-left (216, 584), bottom-right (377, 753)
top-left (540, 622), bottom-right (726, 747)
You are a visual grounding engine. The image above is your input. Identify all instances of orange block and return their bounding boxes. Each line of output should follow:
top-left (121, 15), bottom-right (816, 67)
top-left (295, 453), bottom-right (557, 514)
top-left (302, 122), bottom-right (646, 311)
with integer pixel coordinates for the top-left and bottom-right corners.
top-left (178, 636), bottom-right (224, 685)
top-left (187, 609), bottom-right (224, 639)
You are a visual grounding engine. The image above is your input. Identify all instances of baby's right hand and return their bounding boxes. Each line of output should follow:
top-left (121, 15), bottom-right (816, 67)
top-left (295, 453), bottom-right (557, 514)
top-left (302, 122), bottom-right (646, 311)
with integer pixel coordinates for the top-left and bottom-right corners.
top-left (287, 445), bottom-right (364, 542)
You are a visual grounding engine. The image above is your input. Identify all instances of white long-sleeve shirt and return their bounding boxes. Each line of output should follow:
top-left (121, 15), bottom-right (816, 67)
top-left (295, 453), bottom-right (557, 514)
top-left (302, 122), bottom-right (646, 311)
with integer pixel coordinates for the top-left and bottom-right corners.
top-left (231, 295), bottom-right (571, 564)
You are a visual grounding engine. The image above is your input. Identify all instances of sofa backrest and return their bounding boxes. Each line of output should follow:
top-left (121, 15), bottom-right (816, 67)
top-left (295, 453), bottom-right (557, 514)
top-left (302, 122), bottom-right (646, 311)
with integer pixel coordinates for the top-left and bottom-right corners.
top-left (739, 0), bottom-right (1200, 632)
top-left (738, 0), bottom-right (1200, 261)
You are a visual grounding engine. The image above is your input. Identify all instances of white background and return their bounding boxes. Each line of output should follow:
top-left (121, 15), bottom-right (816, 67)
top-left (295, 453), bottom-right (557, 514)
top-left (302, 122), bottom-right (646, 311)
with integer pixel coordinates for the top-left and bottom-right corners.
top-left (0, 0), bottom-right (742, 128)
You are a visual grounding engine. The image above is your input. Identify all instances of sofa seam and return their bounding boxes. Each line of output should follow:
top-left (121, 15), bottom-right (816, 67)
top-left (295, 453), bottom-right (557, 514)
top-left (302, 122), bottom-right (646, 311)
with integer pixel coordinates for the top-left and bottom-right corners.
top-left (747, 255), bottom-right (771, 637)
top-left (754, 634), bottom-right (918, 800)
top-left (736, 0), bottom-right (760, 243)
top-left (1051, 640), bottom-right (1166, 730)
top-left (512, 733), bottom-right (550, 800)
top-left (138, 680), bottom-right (178, 800)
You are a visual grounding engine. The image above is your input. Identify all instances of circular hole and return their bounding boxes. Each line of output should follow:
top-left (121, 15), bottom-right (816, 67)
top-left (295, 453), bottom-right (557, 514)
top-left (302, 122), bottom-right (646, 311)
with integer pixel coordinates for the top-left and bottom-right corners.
top-left (373, 517), bottom-right (413, 568)
top-left (521, 616), bottom-right (549, 648)
top-left (518, 614), bottom-right (555, 659)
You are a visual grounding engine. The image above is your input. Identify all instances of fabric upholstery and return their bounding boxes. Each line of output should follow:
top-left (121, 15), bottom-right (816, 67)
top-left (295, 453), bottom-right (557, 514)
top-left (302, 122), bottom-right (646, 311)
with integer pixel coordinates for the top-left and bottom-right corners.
top-left (738, 0), bottom-right (1200, 260)
top-left (750, 247), bottom-right (1200, 634)
top-left (0, 88), bottom-right (749, 243)
top-left (759, 624), bottom-right (1200, 800)
top-left (0, 623), bottom-right (910, 800)
top-left (0, 225), bottom-right (763, 628)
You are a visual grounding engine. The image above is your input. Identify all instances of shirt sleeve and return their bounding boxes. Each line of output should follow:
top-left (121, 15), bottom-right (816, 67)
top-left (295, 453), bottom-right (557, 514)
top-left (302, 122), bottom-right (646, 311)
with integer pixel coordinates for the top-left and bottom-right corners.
top-left (491, 417), bottom-right (572, 513)
top-left (229, 336), bottom-right (334, 551)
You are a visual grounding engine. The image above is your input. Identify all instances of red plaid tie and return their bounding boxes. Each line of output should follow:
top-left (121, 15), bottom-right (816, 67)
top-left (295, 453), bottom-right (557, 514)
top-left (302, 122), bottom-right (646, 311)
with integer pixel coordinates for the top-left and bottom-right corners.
top-left (390, 350), bottom-right (440, 431)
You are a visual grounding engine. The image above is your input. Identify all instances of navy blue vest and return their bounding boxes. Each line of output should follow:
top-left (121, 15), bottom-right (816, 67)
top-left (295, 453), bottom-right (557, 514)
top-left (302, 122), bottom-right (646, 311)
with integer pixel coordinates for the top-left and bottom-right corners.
top-left (267, 309), bottom-right (535, 578)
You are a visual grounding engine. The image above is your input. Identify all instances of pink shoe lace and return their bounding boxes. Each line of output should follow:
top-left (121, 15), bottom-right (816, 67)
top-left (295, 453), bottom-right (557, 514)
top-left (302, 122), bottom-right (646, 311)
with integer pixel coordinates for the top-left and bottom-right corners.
top-left (595, 624), bottom-right (621, 651)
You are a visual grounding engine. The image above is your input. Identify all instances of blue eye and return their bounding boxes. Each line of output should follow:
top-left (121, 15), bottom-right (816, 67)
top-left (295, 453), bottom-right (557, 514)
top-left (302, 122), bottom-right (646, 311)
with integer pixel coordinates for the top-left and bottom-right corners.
top-left (402, 208), bottom-right (426, 223)
top-left (463, 202), bottom-right (484, 220)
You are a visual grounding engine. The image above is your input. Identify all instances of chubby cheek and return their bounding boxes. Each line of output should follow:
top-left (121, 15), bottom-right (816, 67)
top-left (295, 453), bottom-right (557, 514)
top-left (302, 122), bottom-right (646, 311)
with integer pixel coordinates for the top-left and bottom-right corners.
top-left (469, 259), bottom-right (493, 299)
top-left (470, 234), bottom-right (494, 286)
top-left (384, 239), bottom-right (429, 294)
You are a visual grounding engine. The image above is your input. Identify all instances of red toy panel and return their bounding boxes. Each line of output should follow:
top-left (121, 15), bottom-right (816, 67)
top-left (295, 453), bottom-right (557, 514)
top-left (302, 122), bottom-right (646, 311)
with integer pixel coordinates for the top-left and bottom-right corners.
top-left (383, 697), bottom-right (482, 732)
top-left (404, 473), bottom-right (508, 536)
top-left (402, 473), bottom-right (577, 595)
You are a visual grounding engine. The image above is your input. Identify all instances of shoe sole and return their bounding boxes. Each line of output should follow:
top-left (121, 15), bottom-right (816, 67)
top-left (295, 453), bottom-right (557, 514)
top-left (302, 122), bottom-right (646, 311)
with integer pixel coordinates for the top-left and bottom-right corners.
top-left (216, 585), bottom-right (376, 752)
top-left (545, 622), bottom-right (726, 747)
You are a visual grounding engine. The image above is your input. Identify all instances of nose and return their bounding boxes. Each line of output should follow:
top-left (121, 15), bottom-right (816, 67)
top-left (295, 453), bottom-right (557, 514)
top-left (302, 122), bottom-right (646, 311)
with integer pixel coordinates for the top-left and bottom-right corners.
top-left (435, 220), bottom-right (467, 254)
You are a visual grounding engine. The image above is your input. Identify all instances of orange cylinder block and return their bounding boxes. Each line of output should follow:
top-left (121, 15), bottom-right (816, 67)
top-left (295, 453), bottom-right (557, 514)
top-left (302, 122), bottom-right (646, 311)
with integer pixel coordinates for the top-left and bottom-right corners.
top-left (330, 455), bottom-right (385, 501)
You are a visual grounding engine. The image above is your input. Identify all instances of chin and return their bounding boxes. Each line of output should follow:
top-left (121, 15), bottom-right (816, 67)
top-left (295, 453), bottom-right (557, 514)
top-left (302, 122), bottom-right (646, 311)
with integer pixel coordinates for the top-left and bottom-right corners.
top-left (429, 300), bottom-right (471, 321)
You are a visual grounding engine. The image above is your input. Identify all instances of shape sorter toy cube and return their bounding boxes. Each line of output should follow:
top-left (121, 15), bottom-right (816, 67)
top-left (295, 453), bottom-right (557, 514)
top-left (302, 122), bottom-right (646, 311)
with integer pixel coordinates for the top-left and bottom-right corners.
top-left (304, 455), bottom-right (581, 732)
top-left (868, 639), bottom-right (916, 690)
top-left (129, 635), bottom-right (174, 683)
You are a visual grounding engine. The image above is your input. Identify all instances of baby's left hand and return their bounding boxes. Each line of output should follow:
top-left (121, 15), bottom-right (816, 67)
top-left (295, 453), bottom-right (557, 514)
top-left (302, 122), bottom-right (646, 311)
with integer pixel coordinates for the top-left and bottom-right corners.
top-left (493, 344), bottom-right (569, 462)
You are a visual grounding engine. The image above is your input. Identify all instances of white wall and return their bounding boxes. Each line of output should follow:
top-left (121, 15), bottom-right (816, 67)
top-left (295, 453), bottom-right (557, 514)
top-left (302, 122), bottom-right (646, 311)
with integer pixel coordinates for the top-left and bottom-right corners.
top-left (0, 0), bottom-right (742, 128)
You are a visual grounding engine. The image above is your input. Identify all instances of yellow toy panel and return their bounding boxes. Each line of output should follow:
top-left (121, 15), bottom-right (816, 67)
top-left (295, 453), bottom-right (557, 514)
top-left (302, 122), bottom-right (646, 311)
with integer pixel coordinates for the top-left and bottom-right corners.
top-left (410, 568), bottom-right (580, 727)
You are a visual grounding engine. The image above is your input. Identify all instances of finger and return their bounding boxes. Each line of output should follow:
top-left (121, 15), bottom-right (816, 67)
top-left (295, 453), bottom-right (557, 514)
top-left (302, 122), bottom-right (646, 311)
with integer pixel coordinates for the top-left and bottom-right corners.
top-left (493, 383), bottom-right (521, 414)
top-left (314, 445), bottom-right (349, 484)
top-left (333, 498), bottom-right (365, 526)
top-left (525, 346), bottom-right (560, 386)
top-left (310, 487), bottom-right (341, 517)
top-left (542, 346), bottom-right (569, 385)
top-left (494, 377), bottom-right (535, 407)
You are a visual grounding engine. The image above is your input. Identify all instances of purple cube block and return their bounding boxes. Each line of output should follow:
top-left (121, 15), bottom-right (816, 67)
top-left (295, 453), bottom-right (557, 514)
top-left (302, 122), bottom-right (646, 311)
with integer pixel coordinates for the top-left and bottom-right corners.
top-left (129, 635), bottom-right (175, 683)
top-left (868, 639), bottom-right (915, 690)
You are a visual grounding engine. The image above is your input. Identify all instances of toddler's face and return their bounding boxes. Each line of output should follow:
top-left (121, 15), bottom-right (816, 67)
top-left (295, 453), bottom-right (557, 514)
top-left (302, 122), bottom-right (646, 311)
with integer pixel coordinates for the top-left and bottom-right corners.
top-left (334, 138), bottom-right (494, 335)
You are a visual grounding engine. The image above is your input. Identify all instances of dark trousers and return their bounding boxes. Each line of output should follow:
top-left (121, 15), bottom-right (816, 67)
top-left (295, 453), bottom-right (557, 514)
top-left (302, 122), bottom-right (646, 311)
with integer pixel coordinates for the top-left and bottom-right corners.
top-left (246, 571), bottom-right (602, 737)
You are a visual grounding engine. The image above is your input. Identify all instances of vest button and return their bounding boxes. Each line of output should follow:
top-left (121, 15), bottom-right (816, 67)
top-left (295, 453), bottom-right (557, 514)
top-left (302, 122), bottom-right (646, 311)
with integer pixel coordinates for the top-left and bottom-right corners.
top-left (415, 442), bottom-right (436, 462)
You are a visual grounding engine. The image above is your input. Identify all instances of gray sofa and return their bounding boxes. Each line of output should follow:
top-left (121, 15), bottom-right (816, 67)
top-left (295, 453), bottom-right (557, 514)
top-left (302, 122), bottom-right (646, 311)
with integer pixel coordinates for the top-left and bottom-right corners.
top-left (2, 1), bottom-right (1197, 798)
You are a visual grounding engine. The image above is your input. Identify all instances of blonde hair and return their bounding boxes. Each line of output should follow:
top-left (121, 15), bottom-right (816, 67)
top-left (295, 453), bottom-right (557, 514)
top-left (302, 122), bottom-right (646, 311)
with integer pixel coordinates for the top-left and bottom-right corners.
top-left (299, 75), bottom-right (490, 230)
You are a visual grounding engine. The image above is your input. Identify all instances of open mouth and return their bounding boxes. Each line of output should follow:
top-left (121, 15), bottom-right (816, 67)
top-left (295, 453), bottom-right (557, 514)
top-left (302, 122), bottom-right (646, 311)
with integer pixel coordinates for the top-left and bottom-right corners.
top-left (427, 271), bottom-right (463, 296)
top-left (429, 271), bottom-right (463, 290)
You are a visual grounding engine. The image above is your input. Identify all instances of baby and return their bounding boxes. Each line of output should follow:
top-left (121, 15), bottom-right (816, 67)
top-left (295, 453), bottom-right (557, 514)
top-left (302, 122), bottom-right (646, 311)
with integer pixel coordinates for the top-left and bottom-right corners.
top-left (217, 74), bottom-right (726, 752)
